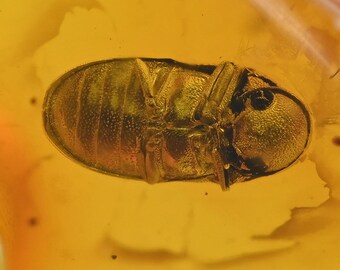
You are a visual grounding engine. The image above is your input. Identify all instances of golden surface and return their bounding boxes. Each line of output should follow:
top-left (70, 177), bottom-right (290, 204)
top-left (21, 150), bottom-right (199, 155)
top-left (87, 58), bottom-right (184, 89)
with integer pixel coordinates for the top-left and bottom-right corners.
top-left (43, 58), bottom-right (310, 188)
top-left (0, 0), bottom-right (338, 269)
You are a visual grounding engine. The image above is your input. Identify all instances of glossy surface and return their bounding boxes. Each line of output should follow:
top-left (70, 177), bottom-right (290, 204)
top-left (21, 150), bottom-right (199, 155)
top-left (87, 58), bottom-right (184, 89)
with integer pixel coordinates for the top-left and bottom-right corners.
top-left (0, 0), bottom-right (337, 269)
top-left (43, 58), bottom-right (311, 189)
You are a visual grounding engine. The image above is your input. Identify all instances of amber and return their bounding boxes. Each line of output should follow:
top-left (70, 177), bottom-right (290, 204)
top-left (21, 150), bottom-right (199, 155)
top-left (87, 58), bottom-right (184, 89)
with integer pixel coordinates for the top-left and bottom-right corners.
top-left (0, 0), bottom-right (338, 269)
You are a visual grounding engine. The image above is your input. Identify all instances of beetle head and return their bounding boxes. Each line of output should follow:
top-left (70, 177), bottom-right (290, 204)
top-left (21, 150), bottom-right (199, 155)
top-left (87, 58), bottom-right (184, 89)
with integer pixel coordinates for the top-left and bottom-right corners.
top-left (224, 70), bottom-right (311, 186)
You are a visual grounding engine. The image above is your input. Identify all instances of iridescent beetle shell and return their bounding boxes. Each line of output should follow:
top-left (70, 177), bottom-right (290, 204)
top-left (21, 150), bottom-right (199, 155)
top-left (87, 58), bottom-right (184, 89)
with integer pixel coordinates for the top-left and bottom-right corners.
top-left (43, 58), bottom-right (311, 190)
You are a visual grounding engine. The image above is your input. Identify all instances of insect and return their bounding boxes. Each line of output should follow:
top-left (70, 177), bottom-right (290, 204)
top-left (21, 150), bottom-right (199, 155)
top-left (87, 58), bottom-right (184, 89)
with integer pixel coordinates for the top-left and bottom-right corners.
top-left (43, 58), bottom-right (311, 190)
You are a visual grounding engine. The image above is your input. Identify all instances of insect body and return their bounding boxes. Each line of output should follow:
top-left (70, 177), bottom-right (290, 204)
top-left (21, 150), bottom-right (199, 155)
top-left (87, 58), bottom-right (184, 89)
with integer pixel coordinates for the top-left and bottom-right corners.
top-left (43, 58), bottom-right (311, 189)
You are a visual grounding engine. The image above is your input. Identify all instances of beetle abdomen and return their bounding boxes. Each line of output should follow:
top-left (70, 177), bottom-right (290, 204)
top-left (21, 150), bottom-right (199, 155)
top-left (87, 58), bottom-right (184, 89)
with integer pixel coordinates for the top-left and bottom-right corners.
top-left (44, 59), bottom-right (150, 178)
top-left (43, 58), bottom-right (217, 180)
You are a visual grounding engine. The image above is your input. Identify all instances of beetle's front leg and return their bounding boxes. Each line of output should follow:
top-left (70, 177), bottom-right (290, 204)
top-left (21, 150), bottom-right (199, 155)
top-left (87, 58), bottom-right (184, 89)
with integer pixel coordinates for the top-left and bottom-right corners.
top-left (135, 59), bottom-right (161, 119)
top-left (193, 61), bottom-right (237, 125)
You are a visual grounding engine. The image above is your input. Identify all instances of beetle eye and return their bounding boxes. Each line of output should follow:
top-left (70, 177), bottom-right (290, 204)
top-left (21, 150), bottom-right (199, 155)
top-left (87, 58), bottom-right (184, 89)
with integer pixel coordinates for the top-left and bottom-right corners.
top-left (249, 89), bottom-right (274, 110)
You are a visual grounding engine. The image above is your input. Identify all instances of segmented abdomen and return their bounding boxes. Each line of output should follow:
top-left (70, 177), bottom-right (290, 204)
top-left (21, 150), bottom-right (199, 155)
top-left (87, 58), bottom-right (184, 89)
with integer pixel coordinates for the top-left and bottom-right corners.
top-left (44, 59), bottom-right (149, 178)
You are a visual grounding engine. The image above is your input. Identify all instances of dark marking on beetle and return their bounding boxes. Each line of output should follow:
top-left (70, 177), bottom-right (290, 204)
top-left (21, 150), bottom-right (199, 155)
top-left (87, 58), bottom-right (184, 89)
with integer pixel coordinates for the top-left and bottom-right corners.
top-left (28, 217), bottom-right (38, 226)
top-left (30, 96), bottom-right (37, 105)
top-left (332, 136), bottom-right (340, 146)
top-left (249, 89), bottom-right (274, 110)
top-left (111, 255), bottom-right (117, 260)
top-left (224, 125), bottom-right (233, 143)
top-left (224, 145), bottom-right (242, 169)
top-left (205, 192), bottom-right (208, 195)
top-left (244, 157), bottom-right (268, 175)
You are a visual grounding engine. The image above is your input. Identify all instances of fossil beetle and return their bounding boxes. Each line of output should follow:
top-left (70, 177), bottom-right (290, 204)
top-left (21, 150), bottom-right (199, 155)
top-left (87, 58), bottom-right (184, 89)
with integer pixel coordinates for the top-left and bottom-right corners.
top-left (43, 58), bottom-right (311, 190)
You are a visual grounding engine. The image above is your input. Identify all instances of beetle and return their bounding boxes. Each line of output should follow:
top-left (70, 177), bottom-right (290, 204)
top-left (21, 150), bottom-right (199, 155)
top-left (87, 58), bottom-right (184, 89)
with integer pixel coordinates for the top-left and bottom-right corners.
top-left (43, 58), bottom-right (311, 190)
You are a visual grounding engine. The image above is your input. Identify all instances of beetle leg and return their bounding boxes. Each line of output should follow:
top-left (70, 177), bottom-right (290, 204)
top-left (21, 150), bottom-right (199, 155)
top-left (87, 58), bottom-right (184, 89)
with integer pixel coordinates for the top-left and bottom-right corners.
top-left (135, 59), bottom-right (166, 183)
top-left (194, 62), bottom-right (237, 125)
top-left (194, 63), bottom-right (225, 123)
top-left (211, 149), bottom-right (229, 190)
top-left (135, 59), bottom-right (159, 110)
top-left (143, 131), bottom-right (164, 184)
top-left (135, 59), bottom-right (166, 128)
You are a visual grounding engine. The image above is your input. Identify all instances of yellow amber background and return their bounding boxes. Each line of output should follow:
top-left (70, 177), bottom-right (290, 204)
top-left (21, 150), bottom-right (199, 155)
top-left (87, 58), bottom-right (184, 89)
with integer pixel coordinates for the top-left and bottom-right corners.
top-left (0, 0), bottom-right (339, 269)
